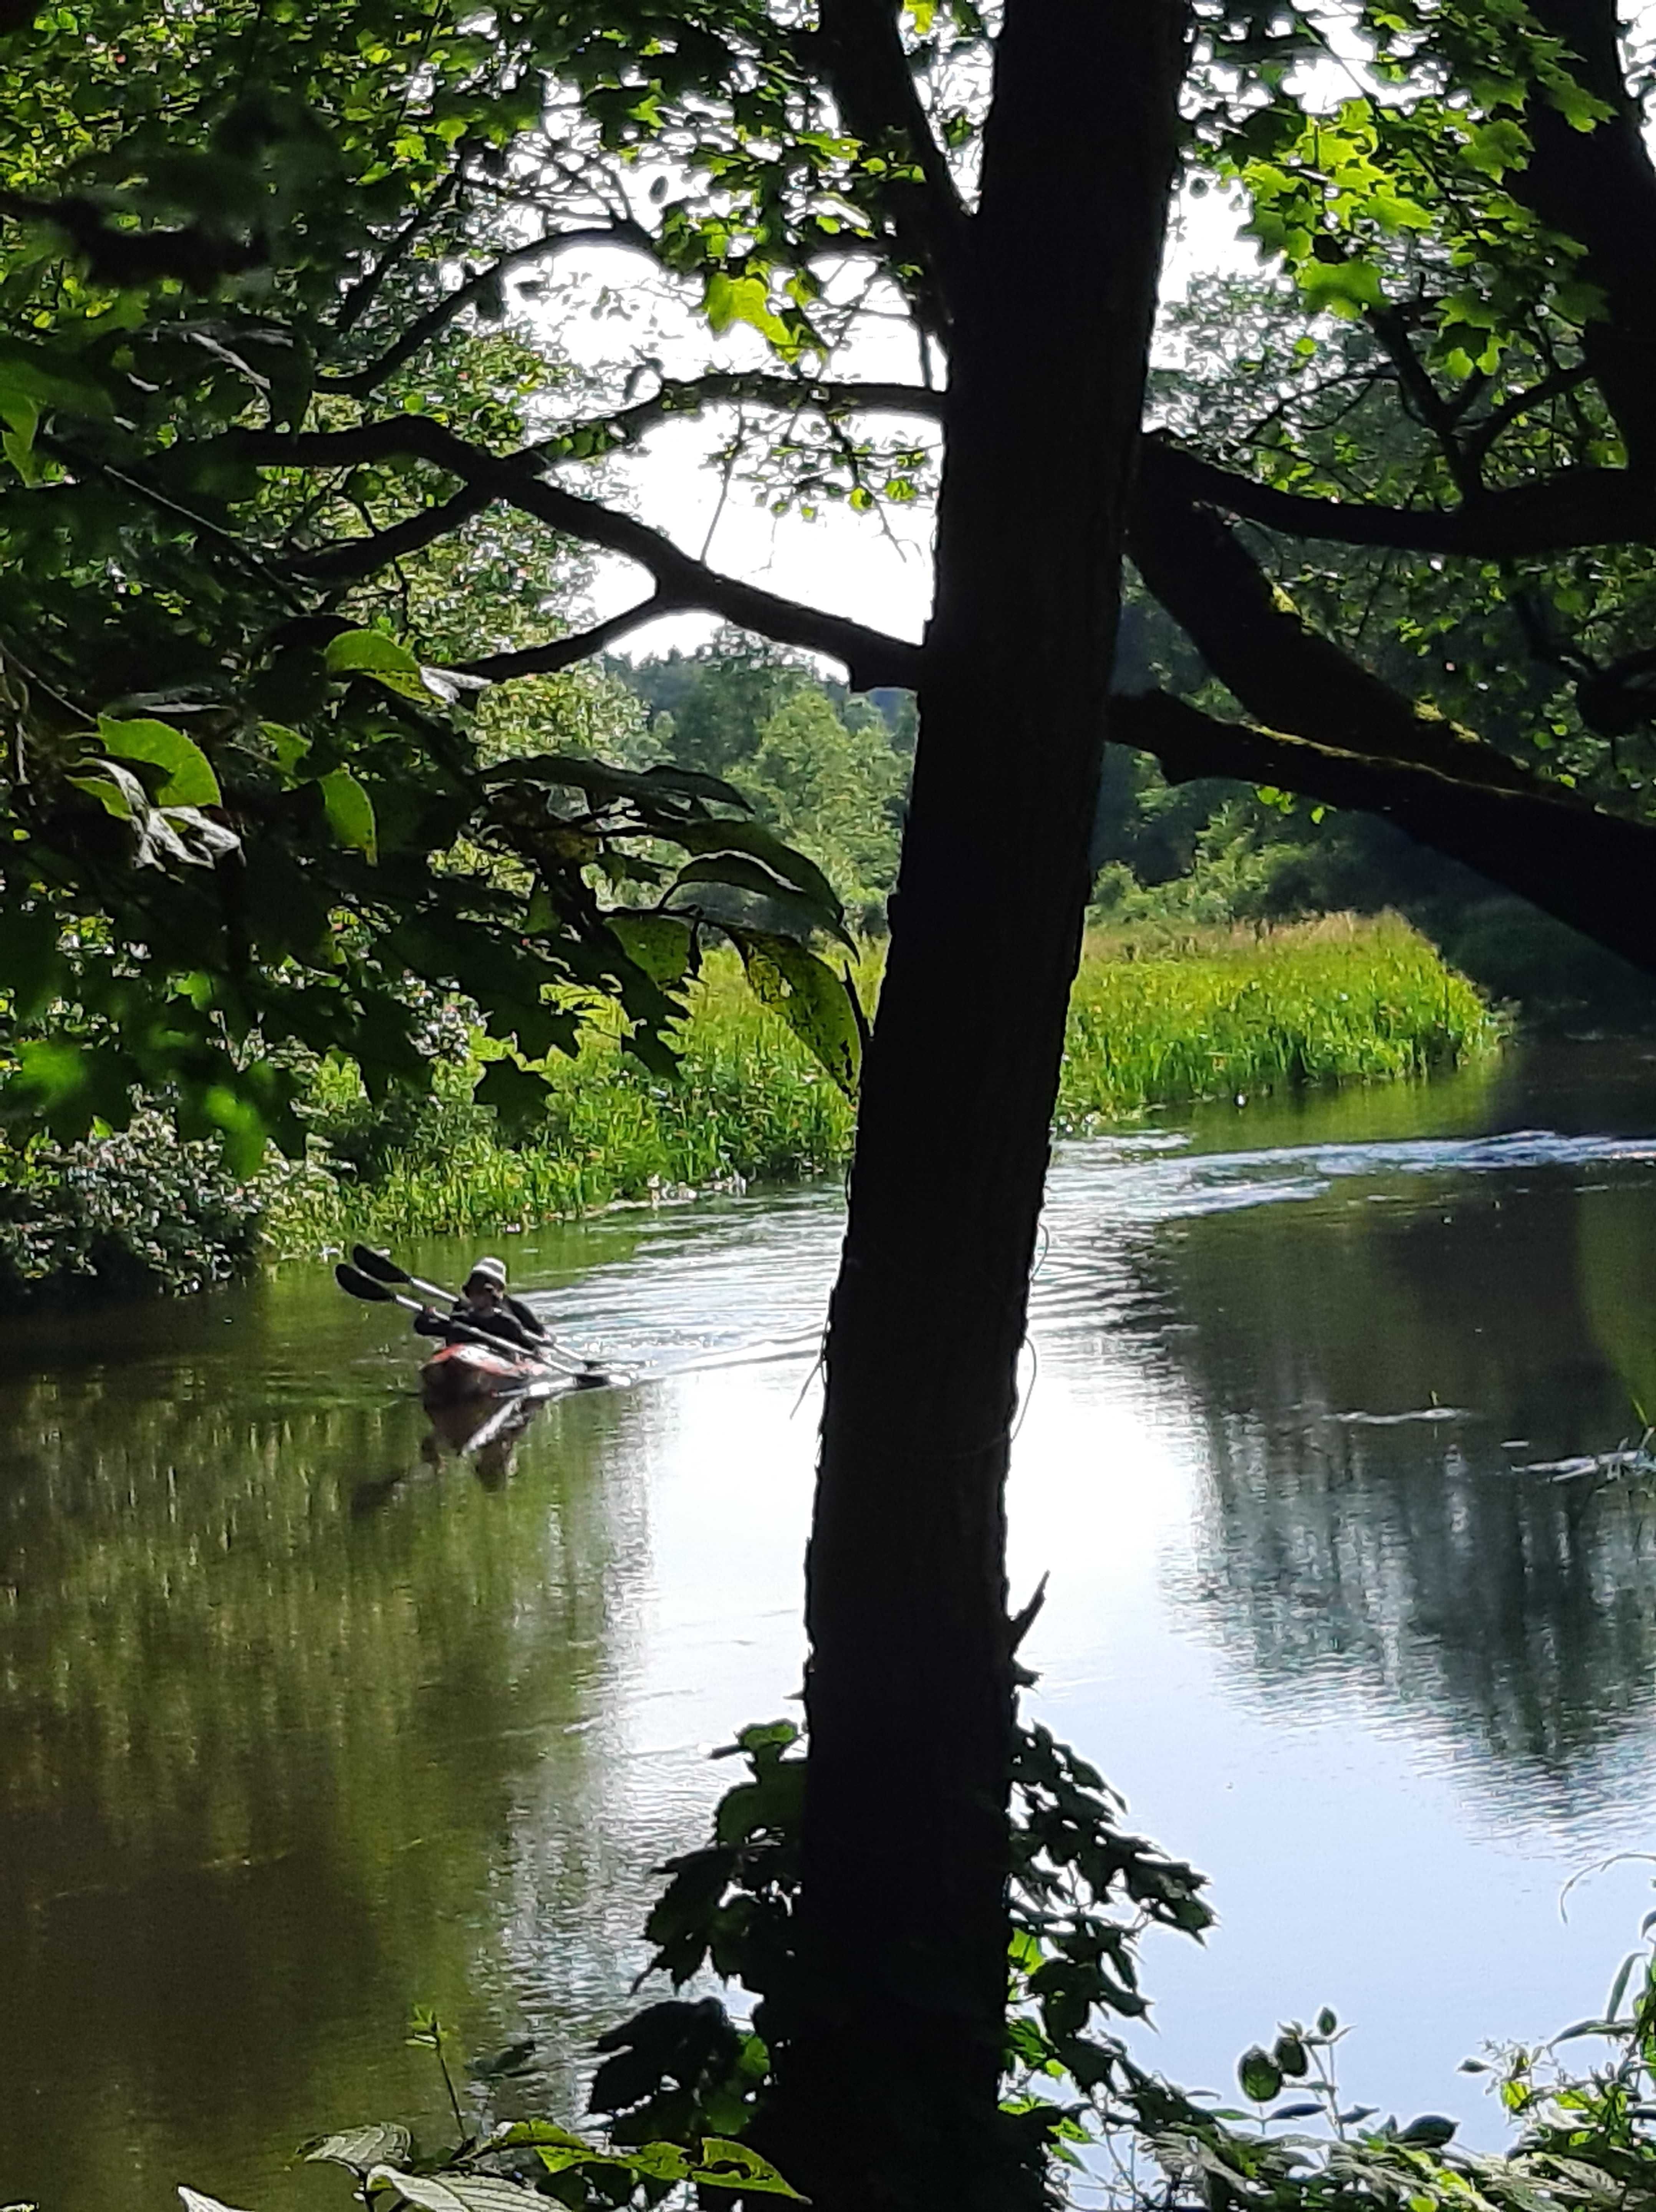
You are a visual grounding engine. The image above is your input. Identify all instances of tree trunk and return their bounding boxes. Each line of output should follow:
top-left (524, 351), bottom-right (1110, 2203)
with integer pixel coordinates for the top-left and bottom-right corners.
top-left (767, 10), bottom-right (1188, 2210)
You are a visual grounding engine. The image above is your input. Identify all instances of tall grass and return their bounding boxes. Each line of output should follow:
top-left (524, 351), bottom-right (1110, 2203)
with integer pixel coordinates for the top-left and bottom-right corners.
top-left (1056, 911), bottom-right (1497, 1131)
top-left (267, 914), bottom-right (1499, 1252)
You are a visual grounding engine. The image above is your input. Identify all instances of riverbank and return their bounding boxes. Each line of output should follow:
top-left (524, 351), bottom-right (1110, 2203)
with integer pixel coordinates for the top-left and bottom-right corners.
top-left (268, 912), bottom-right (1495, 1254)
top-left (0, 914), bottom-right (1497, 1302)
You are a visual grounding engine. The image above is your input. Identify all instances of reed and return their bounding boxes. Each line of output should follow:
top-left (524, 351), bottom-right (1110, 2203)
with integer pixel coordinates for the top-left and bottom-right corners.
top-left (265, 914), bottom-right (1499, 1252)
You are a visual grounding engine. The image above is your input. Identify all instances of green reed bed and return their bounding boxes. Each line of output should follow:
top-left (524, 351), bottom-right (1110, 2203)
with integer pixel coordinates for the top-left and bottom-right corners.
top-left (1055, 911), bottom-right (1499, 1132)
top-left (266, 914), bottom-right (1498, 1254)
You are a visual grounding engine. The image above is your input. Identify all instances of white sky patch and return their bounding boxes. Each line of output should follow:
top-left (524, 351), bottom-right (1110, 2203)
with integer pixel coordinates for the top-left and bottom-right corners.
top-left (532, 177), bottom-right (1259, 672)
top-left (525, 1), bottom-right (1654, 678)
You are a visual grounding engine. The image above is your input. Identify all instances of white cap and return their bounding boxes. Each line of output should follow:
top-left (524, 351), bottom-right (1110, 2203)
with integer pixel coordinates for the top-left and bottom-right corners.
top-left (466, 1256), bottom-right (508, 1288)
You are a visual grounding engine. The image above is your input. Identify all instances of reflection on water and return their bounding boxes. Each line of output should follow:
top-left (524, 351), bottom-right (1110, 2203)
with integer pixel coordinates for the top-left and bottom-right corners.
top-left (10, 1038), bottom-right (1656, 2199)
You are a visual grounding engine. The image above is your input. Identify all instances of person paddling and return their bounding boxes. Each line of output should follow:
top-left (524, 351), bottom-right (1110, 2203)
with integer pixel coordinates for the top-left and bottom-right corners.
top-left (418, 1257), bottom-right (548, 1354)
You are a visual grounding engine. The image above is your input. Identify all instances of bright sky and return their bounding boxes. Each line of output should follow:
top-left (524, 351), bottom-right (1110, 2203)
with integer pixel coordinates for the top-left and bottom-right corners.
top-left (547, 0), bottom-right (1656, 674)
top-left (551, 183), bottom-right (1260, 669)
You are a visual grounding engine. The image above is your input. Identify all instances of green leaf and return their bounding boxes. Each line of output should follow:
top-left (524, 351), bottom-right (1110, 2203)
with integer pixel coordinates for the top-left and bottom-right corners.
top-left (0, 385), bottom-right (41, 482)
top-left (0, 336), bottom-right (115, 418)
top-left (319, 768), bottom-right (378, 861)
top-left (1238, 2046), bottom-right (1283, 2103)
top-left (474, 1053), bottom-right (549, 1131)
top-left (682, 2140), bottom-right (803, 2197)
top-left (704, 271), bottom-right (791, 349)
top-left (1607, 1950), bottom-right (1641, 2020)
top-left (1273, 2033), bottom-right (1309, 2078)
top-left (98, 717), bottom-right (222, 808)
top-left (323, 627), bottom-right (431, 700)
top-left (365, 2170), bottom-right (544, 2212)
top-left (0, 906), bottom-right (64, 1017)
top-left (611, 911), bottom-right (695, 987)
top-left (1398, 2115), bottom-right (1457, 2148)
top-left (263, 722), bottom-right (311, 780)
top-left (201, 1082), bottom-right (269, 1179)
top-left (737, 933), bottom-right (862, 1098)
top-left (300, 2123), bottom-right (413, 2174)
top-left (674, 820), bottom-right (846, 937)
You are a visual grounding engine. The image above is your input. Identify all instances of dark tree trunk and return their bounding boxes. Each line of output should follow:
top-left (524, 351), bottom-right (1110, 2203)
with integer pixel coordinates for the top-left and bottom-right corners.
top-left (1516, 0), bottom-right (1656, 466)
top-left (767, 9), bottom-right (1188, 2211)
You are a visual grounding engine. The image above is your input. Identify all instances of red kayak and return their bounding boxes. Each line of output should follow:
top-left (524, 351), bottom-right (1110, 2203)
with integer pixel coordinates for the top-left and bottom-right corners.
top-left (420, 1340), bottom-right (569, 1406)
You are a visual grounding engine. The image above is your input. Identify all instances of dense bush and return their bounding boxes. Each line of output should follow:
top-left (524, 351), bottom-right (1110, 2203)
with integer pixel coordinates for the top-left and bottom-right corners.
top-left (0, 1111), bottom-right (268, 1310)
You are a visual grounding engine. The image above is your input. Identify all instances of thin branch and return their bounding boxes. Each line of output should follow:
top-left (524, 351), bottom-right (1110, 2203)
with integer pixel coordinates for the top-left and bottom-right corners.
top-left (541, 370), bottom-right (944, 454)
top-left (1366, 305), bottom-right (1481, 495)
top-left (232, 418), bottom-right (922, 688)
top-left (318, 220), bottom-right (655, 400)
top-left (286, 483), bottom-right (492, 581)
top-left (334, 172), bottom-right (461, 338)
top-left (1464, 362), bottom-right (1597, 467)
top-left (812, 0), bottom-right (971, 336)
top-left (449, 596), bottom-right (678, 680)
top-left (1129, 484), bottom-right (1537, 795)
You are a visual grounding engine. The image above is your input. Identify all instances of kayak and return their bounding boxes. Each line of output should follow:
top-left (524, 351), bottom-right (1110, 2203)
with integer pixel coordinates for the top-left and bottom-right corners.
top-left (419, 1340), bottom-right (569, 1406)
top-left (419, 1339), bottom-right (619, 1406)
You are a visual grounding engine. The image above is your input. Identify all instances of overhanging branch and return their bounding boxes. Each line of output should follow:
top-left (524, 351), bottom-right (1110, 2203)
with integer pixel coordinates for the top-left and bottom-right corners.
top-left (1140, 440), bottom-right (1656, 557)
top-left (232, 418), bottom-right (922, 688)
top-left (813, 0), bottom-right (970, 336)
top-left (1114, 689), bottom-right (1656, 976)
top-left (450, 596), bottom-right (676, 680)
top-left (319, 220), bottom-right (654, 399)
top-left (1129, 485), bottom-right (1538, 794)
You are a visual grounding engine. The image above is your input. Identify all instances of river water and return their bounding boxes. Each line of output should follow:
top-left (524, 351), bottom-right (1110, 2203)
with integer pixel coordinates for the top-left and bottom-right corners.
top-left (10, 1036), bottom-right (1656, 2207)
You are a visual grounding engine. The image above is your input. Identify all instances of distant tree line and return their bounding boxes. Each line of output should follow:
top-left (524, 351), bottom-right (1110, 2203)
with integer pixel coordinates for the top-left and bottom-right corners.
top-left (611, 597), bottom-right (1655, 1015)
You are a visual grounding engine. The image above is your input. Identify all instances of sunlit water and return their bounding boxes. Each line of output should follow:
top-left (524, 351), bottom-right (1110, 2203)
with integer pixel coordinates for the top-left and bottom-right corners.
top-left (10, 1037), bottom-right (1656, 2204)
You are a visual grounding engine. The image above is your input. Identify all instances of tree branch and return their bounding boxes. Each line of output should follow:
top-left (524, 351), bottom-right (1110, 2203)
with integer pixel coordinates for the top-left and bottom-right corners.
top-left (450, 596), bottom-right (677, 680)
top-left (548, 369), bottom-right (945, 450)
top-left (318, 220), bottom-right (655, 399)
top-left (1114, 689), bottom-right (1656, 976)
top-left (1513, 0), bottom-right (1656, 470)
top-left (812, 0), bottom-right (971, 336)
top-left (286, 483), bottom-right (491, 581)
top-left (1139, 439), bottom-right (1656, 556)
top-left (333, 173), bottom-right (461, 339)
top-left (1129, 485), bottom-right (1538, 793)
top-left (233, 418), bottom-right (922, 688)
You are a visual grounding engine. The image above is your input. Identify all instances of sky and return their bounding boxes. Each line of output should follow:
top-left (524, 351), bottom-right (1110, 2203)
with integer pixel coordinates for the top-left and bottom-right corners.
top-left (533, 1), bottom-right (1656, 674)
top-left (548, 184), bottom-right (1261, 667)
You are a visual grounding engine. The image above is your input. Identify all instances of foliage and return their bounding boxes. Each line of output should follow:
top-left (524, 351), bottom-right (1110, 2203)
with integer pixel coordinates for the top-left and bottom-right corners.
top-left (252, 920), bottom-right (1494, 1255)
top-left (173, 2006), bottom-right (801, 2212)
top-left (0, 1), bottom-right (868, 1175)
top-left (611, 637), bottom-right (910, 925)
top-left (0, 1109), bottom-right (267, 1305)
top-left (575, 1710), bottom-right (1214, 2188)
top-left (555, 1713), bottom-right (1656, 2212)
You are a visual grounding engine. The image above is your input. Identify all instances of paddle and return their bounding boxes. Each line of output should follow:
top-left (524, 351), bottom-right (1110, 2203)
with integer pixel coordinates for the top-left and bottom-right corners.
top-left (333, 1262), bottom-right (516, 1357)
top-left (349, 1244), bottom-right (588, 1374)
top-left (349, 1244), bottom-right (456, 1307)
top-left (335, 1262), bottom-right (614, 1384)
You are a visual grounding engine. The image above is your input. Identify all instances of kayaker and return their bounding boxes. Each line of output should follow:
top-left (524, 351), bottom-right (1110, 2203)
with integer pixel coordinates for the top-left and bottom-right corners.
top-left (416, 1257), bottom-right (548, 1354)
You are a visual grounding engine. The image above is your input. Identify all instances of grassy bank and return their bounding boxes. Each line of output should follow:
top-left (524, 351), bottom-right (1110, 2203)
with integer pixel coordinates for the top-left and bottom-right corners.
top-left (266, 913), bottom-right (1497, 1254)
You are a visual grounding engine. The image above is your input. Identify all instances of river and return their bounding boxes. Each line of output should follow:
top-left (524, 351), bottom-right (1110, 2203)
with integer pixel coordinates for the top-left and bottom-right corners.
top-left (8, 1035), bottom-right (1656, 2207)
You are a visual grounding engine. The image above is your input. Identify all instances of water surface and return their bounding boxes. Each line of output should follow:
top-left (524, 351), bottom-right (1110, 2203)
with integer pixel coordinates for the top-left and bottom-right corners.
top-left (8, 1037), bottom-right (1656, 2204)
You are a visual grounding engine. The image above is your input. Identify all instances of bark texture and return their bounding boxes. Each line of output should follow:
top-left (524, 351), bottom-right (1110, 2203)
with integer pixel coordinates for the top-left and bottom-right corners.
top-left (766, 8), bottom-right (1189, 2211)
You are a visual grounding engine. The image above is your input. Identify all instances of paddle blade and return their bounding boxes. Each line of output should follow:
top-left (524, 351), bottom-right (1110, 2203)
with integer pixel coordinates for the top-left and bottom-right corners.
top-left (350, 1244), bottom-right (409, 1287)
top-left (335, 1262), bottom-right (395, 1303)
